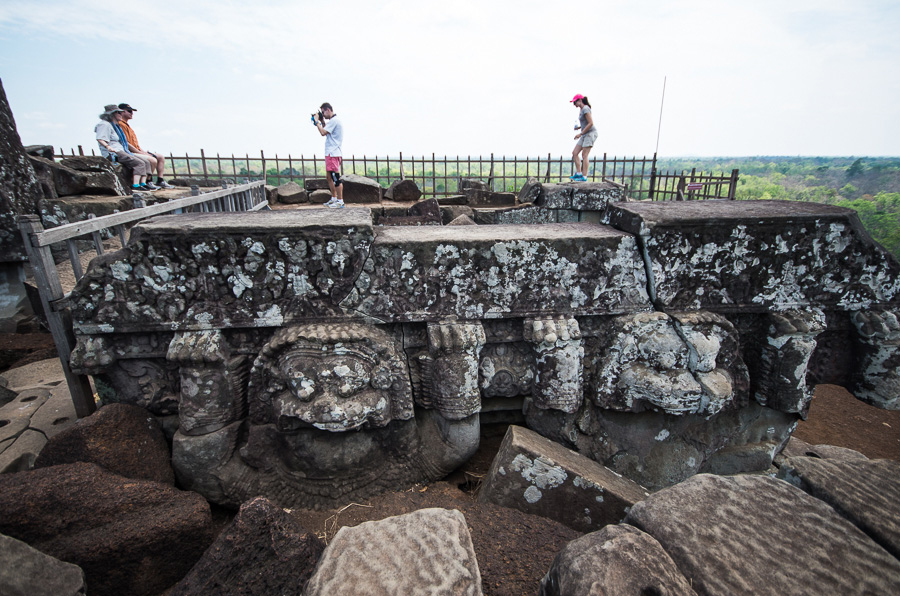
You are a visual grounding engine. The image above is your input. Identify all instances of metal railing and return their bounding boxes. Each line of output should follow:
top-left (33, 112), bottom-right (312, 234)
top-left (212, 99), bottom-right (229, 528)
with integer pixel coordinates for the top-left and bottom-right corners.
top-left (18, 180), bottom-right (268, 418)
top-left (58, 148), bottom-right (739, 201)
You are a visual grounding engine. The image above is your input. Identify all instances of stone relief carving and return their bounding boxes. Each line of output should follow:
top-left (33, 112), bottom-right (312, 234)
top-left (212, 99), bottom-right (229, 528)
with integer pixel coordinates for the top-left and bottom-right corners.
top-left (64, 201), bottom-right (900, 506)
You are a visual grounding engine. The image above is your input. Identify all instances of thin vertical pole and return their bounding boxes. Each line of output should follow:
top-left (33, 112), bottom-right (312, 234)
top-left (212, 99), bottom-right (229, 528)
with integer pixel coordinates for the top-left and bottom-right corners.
top-left (655, 76), bottom-right (666, 156)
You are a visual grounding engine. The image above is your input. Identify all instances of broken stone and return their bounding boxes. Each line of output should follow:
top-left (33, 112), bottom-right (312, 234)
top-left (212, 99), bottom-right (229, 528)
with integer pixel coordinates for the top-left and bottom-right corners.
top-left (385, 178), bottom-right (422, 202)
top-left (448, 214), bottom-right (477, 226)
top-left (478, 425), bottom-right (648, 532)
top-left (438, 194), bottom-right (468, 205)
top-left (625, 474), bottom-right (900, 596)
top-left (0, 462), bottom-right (214, 596)
top-left (309, 188), bottom-right (332, 203)
top-left (276, 181), bottom-right (308, 204)
top-left (539, 524), bottom-right (696, 596)
top-left (170, 496), bottom-right (324, 596)
top-left (23, 144), bottom-right (54, 159)
top-left (458, 178), bottom-right (490, 193)
top-left (463, 188), bottom-right (516, 207)
top-left (777, 456), bottom-right (900, 559)
top-left (305, 508), bottom-right (482, 596)
top-left (777, 437), bottom-right (869, 462)
top-left (441, 204), bottom-right (474, 224)
top-left (0, 532), bottom-right (86, 596)
top-left (34, 402), bottom-right (175, 485)
top-left (517, 177), bottom-right (541, 204)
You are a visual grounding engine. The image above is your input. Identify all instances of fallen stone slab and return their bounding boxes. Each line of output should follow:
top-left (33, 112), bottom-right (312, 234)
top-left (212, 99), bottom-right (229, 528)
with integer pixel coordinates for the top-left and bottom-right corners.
top-left (304, 507), bottom-right (482, 596)
top-left (539, 181), bottom-right (624, 211)
top-left (170, 496), bottom-right (324, 596)
top-left (0, 462), bottom-right (214, 596)
top-left (539, 524), bottom-right (696, 596)
top-left (458, 178), bottom-right (490, 193)
top-left (777, 437), bottom-right (868, 462)
top-left (517, 177), bottom-right (541, 204)
top-left (478, 425), bottom-right (649, 532)
top-left (0, 532), bottom-right (86, 596)
top-left (777, 456), bottom-right (900, 559)
top-left (34, 402), bottom-right (174, 484)
top-left (625, 474), bottom-right (900, 596)
top-left (440, 204), bottom-right (475, 224)
top-left (304, 178), bottom-right (331, 191)
top-left (341, 173), bottom-right (383, 203)
top-left (309, 188), bottom-right (332, 203)
top-left (474, 204), bottom-right (559, 225)
top-left (438, 194), bottom-right (467, 205)
top-left (448, 214), bottom-right (477, 226)
top-left (464, 189), bottom-right (516, 207)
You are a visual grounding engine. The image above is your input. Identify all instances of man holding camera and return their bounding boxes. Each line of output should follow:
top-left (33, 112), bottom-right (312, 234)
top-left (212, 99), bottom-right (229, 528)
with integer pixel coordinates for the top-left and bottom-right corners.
top-left (313, 103), bottom-right (344, 208)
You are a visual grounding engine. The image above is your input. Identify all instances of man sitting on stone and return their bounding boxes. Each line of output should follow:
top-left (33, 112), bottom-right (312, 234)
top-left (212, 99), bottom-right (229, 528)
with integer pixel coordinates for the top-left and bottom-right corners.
top-left (94, 104), bottom-right (156, 193)
top-left (117, 103), bottom-right (174, 189)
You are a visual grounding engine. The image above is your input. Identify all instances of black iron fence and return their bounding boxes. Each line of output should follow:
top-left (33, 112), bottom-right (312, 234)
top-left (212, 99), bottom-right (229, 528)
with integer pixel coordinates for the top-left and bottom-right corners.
top-left (57, 148), bottom-right (738, 200)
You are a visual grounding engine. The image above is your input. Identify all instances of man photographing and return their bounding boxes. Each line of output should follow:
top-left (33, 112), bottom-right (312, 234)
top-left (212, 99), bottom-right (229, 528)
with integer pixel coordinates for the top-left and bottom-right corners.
top-left (313, 103), bottom-right (344, 208)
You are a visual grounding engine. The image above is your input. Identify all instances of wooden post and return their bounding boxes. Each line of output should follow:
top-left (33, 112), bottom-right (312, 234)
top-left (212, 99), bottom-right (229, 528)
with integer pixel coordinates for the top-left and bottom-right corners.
top-left (399, 152), bottom-right (405, 180)
top-left (728, 168), bottom-right (739, 200)
top-left (648, 166), bottom-right (657, 200)
top-left (260, 150), bottom-right (266, 183)
top-left (18, 215), bottom-right (96, 418)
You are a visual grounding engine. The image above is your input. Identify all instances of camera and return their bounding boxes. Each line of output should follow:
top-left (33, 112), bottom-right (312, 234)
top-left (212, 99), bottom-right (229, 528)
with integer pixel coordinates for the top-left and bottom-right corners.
top-left (311, 110), bottom-right (324, 125)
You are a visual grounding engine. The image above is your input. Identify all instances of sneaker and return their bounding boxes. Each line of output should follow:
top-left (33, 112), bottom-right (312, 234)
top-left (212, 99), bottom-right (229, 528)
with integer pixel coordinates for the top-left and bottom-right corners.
top-left (573, 174), bottom-right (588, 182)
top-left (144, 181), bottom-right (160, 191)
top-left (328, 199), bottom-right (345, 209)
top-left (157, 180), bottom-right (174, 189)
top-left (569, 173), bottom-right (580, 180)
top-left (324, 197), bottom-right (338, 206)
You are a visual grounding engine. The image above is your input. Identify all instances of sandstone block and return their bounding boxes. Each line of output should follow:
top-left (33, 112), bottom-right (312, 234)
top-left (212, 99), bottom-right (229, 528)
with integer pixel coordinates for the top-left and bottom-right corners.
top-left (537, 184), bottom-right (573, 208)
top-left (305, 508), bottom-right (482, 596)
top-left (777, 456), bottom-right (900, 558)
top-left (304, 177), bottom-right (331, 191)
top-left (479, 425), bottom-right (649, 532)
top-left (385, 179), bottom-right (422, 202)
top-left (276, 181), bottom-right (308, 204)
top-left (625, 474), bottom-right (900, 596)
top-left (171, 496), bottom-right (324, 596)
top-left (0, 532), bottom-right (86, 596)
top-left (34, 402), bottom-right (175, 484)
top-left (458, 177), bottom-right (490, 193)
top-left (518, 177), bottom-right (541, 204)
top-left (341, 173), bottom-right (383, 203)
top-left (438, 194), bottom-right (468, 205)
top-left (440, 204), bottom-right (474, 224)
top-left (0, 462), bottom-right (214, 596)
top-left (539, 524), bottom-right (696, 596)
top-left (309, 188), bottom-right (332, 203)
top-left (463, 188), bottom-right (516, 207)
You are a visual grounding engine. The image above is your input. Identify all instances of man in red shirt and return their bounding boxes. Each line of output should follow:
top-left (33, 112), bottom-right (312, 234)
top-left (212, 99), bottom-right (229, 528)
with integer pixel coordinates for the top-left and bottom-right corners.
top-left (117, 103), bottom-right (174, 188)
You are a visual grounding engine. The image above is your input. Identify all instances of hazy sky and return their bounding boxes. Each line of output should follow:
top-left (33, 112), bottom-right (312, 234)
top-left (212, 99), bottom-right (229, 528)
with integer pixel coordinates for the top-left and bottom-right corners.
top-left (1, 0), bottom-right (898, 159)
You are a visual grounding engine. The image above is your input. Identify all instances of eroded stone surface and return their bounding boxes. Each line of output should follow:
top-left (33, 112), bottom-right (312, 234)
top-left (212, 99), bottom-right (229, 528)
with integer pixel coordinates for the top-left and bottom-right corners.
top-left (305, 508), bottom-right (482, 596)
top-left (478, 425), bottom-right (648, 532)
top-left (170, 496), bottom-right (324, 596)
top-left (777, 456), bottom-right (900, 559)
top-left (625, 474), bottom-right (900, 596)
top-left (539, 524), bottom-right (696, 596)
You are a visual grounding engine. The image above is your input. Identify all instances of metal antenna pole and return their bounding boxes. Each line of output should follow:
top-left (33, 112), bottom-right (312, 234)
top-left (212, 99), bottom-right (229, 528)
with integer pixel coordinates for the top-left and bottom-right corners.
top-left (655, 76), bottom-right (666, 156)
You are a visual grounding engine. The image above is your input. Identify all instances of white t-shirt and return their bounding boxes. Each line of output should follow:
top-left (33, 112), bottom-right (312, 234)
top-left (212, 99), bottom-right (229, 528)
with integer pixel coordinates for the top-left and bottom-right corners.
top-left (324, 116), bottom-right (343, 157)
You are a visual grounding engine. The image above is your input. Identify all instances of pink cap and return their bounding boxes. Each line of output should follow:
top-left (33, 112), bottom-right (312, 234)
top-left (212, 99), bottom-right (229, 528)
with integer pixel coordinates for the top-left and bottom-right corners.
top-left (570, 94), bottom-right (585, 102)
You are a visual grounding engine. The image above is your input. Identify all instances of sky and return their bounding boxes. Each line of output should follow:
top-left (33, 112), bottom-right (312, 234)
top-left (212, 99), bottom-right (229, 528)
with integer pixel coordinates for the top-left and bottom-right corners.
top-left (1, 0), bottom-right (898, 159)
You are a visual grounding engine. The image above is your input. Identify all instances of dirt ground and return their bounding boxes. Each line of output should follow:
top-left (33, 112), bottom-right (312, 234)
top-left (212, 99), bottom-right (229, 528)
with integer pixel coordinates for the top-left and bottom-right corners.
top-left (4, 335), bottom-right (898, 596)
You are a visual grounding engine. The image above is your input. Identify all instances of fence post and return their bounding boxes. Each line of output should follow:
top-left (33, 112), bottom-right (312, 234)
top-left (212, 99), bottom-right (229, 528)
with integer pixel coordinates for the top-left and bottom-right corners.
top-left (17, 215), bottom-right (96, 418)
top-left (648, 166), bottom-right (657, 200)
top-left (260, 150), bottom-right (266, 184)
top-left (728, 168), bottom-right (739, 200)
top-left (399, 152), bottom-right (405, 180)
top-left (77, 145), bottom-right (84, 156)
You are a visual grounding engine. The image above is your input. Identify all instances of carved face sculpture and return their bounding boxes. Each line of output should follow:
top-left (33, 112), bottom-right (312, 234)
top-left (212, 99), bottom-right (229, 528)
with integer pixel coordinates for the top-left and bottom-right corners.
top-left (248, 323), bottom-right (413, 432)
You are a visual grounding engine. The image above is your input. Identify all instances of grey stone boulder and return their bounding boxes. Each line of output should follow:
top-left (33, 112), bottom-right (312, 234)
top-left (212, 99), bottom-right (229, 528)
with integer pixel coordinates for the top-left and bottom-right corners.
top-left (276, 181), bottom-right (308, 204)
top-left (309, 188), bottom-right (332, 203)
top-left (170, 496), bottom-right (325, 596)
top-left (539, 524), bottom-right (696, 596)
top-left (0, 532), bottom-right (86, 596)
top-left (264, 184), bottom-right (278, 204)
top-left (385, 178), bottom-right (422, 202)
top-left (518, 177), bottom-right (541, 204)
top-left (777, 456), bottom-right (900, 558)
top-left (305, 508), bottom-right (482, 596)
top-left (26, 154), bottom-right (59, 200)
top-left (625, 474), bottom-right (900, 596)
top-left (479, 425), bottom-right (649, 532)
top-left (304, 177), bottom-right (331, 191)
top-left (0, 462), bottom-right (214, 596)
top-left (34, 402), bottom-right (175, 485)
top-left (341, 173), bottom-right (383, 203)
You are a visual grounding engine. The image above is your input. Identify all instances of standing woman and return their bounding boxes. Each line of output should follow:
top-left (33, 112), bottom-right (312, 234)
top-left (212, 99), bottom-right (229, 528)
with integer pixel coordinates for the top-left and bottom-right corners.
top-left (570, 94), bottom-right (597, 181)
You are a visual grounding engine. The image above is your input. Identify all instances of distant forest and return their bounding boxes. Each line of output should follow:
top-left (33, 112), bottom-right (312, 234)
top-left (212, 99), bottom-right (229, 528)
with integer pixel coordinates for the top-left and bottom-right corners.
top-left (656, 157), bottom-right (900, 260)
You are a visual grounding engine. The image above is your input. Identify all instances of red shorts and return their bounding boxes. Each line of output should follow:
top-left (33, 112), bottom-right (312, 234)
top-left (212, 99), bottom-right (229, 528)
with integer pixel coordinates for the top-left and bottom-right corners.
top-left (325, 156), bottom-right (342, 172)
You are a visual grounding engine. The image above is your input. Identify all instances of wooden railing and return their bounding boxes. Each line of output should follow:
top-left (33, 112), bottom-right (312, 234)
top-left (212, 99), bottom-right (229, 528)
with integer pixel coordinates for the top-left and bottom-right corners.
top-left (58, 148), bottom-right (739, 201)
top-left (18, 180), bottom-right (268, 418)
